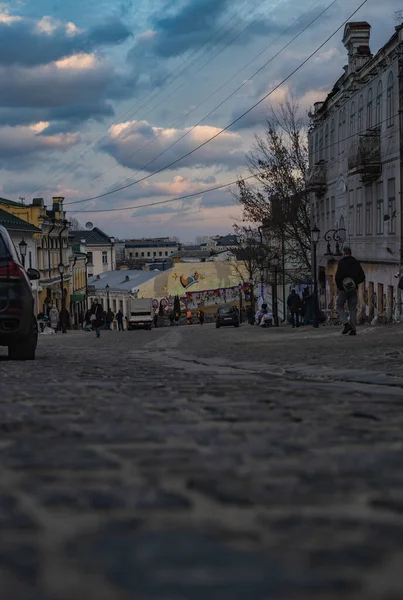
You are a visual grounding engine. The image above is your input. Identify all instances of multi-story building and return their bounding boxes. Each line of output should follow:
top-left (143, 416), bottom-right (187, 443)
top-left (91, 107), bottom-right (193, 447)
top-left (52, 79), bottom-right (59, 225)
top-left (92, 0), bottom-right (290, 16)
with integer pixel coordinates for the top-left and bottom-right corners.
top-left (0, 196), bottom-right (72, 313)
top-left (308, 21), bottom-right (403, 322)
top-left (70, 227), bottom-right (116, 278)
top-left (124, 238), bottom-right (179, 261)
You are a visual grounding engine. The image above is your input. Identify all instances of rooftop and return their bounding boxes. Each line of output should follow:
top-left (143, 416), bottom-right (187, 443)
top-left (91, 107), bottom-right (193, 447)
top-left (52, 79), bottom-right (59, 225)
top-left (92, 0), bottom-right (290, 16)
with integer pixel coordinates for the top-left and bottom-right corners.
top-left (71, 227), bottom-right (113, 246)
top-left (88, 269), bottom-right (162, 292)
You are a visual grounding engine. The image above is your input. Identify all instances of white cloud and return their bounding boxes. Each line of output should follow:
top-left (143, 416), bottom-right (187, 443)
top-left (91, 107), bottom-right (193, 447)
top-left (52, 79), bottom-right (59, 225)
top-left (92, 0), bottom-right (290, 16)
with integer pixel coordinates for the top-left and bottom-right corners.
top-left (55, 53), bottom-right (99, 71)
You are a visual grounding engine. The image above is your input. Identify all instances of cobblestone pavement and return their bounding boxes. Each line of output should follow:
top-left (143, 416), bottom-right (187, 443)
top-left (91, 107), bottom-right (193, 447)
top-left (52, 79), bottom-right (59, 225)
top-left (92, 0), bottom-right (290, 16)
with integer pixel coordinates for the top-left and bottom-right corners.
top-left (1, 323), bottom-right (403, 600)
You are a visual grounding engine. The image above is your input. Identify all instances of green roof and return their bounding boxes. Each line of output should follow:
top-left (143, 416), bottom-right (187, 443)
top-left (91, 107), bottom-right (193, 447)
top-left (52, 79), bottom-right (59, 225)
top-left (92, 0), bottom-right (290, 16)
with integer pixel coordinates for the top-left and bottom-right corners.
top-left (0, 208), bottom-right (40, 233)
top-left (0, 196), bottom-right (25, 207)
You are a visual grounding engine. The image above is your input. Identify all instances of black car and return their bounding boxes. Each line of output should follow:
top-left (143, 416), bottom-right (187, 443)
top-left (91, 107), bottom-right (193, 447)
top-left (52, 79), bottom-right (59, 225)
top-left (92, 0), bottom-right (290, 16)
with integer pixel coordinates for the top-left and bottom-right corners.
top-left (216, 305), bottom-right (240, 328)
top-left (0, 225), bottom-right (40, 360)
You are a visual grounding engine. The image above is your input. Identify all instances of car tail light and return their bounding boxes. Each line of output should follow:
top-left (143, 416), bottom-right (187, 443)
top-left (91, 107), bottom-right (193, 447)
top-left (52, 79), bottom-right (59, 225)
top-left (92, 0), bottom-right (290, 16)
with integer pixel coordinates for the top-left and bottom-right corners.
top-left (0, 260), bottom-right (24, 279)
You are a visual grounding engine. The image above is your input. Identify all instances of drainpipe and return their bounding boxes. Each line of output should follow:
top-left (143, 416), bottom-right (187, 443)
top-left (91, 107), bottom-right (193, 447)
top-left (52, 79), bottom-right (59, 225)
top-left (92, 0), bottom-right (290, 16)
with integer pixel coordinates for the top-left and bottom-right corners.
top-left (398, 39), bottom-right (403, 318)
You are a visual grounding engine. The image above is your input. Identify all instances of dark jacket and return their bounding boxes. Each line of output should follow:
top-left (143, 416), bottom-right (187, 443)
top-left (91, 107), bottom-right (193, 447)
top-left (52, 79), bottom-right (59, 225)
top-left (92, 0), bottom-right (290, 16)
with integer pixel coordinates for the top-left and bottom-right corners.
top-left (335, 256), bottom-right (365, 291)
top-left (90, 304), bottom-right (104, 328)
top-left (287, 292), bottom-right (302, 312)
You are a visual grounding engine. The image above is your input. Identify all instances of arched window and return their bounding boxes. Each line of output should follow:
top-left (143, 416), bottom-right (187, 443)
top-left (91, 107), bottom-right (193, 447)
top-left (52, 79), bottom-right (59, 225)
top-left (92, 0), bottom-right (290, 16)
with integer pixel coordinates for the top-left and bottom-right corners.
top-left (367, 88), bottom-right (373, 129)
top-left (376, 80), bottom-right (383, 126)
top-left (350, 101), bottom-right (356, 136)
top-left (330, 118), bottom-right (335, 158)
top-left (358, 95), bottom-right (364, 133)
top-left (324, 123), bottom-right (329, 160)
top-left (387, 71), bottom-right (394, 127)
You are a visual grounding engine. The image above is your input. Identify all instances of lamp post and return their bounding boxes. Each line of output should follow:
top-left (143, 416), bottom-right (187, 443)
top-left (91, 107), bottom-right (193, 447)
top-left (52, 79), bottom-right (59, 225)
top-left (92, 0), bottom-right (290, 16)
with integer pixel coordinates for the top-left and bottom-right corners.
top-left (238, 282), bottom-right (243, 317)
top-left (311, 224), bottom-right (320, 328)
top-left (19, 239), bottom-right (27, 268)
top-left (106, 284), bottom-right (110, 310)
top-left (58, 262), bottom-right (66, 333)
top-left (271, 254), bottom-right (280, 327)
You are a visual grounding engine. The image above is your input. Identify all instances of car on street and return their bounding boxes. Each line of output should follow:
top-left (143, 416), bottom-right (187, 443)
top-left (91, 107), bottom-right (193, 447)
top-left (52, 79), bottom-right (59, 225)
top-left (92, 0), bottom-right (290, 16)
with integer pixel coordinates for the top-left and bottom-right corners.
top-left (216, 305), bottom-right (240, 328)
top-left (0, 225), bottom-right (40, 360)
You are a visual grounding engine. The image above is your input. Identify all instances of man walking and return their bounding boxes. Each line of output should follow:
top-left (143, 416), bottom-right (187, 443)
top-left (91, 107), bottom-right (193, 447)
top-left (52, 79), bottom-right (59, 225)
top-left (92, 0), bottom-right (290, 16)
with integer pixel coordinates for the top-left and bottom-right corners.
top-left (335, 247), bottom-right (365, 336)
top-left (287, 289), bottom-right (302, 328)
top-left (117, 309), bottom-right (124, 331)
top-left (90, 298), bottom-right (104, 339)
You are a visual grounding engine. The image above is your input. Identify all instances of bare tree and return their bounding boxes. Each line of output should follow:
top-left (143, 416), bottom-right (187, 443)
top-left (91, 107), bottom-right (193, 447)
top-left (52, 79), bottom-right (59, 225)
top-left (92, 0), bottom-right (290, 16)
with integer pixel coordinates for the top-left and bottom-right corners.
top-left (69, 217), bottom-right (84, 231)
top-left (234, 97), bottom-right (311, 281)
top-left (395, 10), bottom-right (403, 24)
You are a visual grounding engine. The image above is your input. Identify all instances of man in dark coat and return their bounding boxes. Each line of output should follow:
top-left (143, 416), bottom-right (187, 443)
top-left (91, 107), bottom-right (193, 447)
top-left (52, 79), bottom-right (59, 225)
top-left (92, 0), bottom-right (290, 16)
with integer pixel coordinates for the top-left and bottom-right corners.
top-left (116, 310), bottom-right (124, 331)
top-left (287, 290), bottom-right (302, 328)
top-left (90, 298), bottom-right (104, 339)
top-left (335, 247), bottom-right (365, 336)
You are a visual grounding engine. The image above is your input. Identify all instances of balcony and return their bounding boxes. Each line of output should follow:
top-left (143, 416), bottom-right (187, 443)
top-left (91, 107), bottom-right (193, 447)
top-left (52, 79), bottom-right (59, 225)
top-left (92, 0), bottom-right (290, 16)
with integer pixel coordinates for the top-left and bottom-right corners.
top-left (306, 160), bottom-right (327, 196)
top-left (348, 129), bottom-right (381, 185)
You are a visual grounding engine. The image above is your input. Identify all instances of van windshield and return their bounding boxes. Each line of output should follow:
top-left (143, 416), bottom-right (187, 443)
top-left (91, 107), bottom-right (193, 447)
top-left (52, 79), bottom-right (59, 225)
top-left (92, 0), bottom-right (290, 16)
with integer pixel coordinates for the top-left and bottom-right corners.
top-left (219, 307), bottom-right (236, 315)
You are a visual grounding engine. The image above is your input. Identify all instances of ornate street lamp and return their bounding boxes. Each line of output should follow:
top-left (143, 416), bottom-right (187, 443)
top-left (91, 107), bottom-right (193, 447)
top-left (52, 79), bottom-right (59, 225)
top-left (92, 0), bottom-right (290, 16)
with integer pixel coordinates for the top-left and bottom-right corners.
top-left (19, 239), bottom-right (27, 268)
top-left (324, 228), bottom-right (346, 257)
top-left (311, 225), bottom-right (320, 328)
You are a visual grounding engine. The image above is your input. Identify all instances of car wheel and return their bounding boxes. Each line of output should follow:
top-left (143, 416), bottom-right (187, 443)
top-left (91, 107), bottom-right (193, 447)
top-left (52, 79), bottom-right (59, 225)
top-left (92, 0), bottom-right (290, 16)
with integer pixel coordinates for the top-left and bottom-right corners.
top-left (8, 316), bottom-right (38, 361)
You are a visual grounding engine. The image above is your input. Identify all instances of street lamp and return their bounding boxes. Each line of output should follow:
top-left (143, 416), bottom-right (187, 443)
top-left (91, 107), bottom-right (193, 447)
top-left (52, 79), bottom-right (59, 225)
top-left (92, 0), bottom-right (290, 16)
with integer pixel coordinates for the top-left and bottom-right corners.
top-left (106, 283), bottom-right (110, 310)
top-left (58, 262), bottom-right (66, 333)
top-left (271, 254), bottom-right (280, 327)
top-left (311, 224), bottom-right (320, 328)
top-left (19, 239), bottom-right (27, 268)
top-left (238, 282), bottom-right (243, 317)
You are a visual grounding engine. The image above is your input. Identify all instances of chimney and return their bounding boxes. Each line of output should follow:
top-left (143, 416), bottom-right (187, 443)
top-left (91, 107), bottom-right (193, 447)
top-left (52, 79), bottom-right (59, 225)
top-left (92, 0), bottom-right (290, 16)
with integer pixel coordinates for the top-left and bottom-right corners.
top-left (52, 196), bottom-right (65, 212)
top-left (343, 22), bottom-right (372, 74)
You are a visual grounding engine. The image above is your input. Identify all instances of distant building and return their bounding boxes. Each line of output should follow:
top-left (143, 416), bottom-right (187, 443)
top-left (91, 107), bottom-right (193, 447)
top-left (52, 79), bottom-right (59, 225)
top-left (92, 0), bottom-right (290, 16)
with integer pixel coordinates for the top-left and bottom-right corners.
top-left (124, 237), bottom-right (179, 261)
top-left (71, 227), bottom-right (116, 278)
top-left (200, 234), bottom-right (241, 252)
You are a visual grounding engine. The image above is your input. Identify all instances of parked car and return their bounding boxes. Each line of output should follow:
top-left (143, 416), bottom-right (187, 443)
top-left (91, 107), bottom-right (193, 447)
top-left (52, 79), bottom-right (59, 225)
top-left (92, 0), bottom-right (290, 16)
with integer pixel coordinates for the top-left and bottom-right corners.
top-left (0, 225), bottom-right (40, 360)
top-left (216, 306), bottom-right (240, 328)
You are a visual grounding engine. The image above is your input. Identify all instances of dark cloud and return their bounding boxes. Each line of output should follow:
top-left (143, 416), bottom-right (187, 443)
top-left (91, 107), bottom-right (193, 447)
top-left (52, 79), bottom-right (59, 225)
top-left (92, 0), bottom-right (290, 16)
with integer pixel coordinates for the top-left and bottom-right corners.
top-left (0, 16), bottom-right (131, 67)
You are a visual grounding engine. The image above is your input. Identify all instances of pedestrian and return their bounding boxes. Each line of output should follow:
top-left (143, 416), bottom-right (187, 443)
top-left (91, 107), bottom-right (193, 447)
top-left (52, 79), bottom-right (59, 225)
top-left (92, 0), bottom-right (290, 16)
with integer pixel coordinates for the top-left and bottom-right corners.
top-left (117, 309), bottom-right (124, 331)
top-left (246, 305), bottom-right (254, 325)
top-left (49, 305), bottom-right (59, 333)
top-left (60, 307), bottom-right (70, 334)
top-left (174, 311), bottom-right (180, 326)
top-left (335, 246), bottom-right (365, 336)
top-left (198, 309), bottom-right (205, 325)
top-left (106, 308), bottom-right (114, 330)
top-left (79, 311), bottom-right (84, 330)
top-left (102, 310), bottom-right (107, 330)
top-left (287, 289), bottom-right (302, 328)
top-left (168, 312), bottom-right (175, 326)
top-left (89, 298), bottom-right (104, 339)
top-left (186, 309), bottom-right (192, 325)
top-left (153, 312), bottom-right (159, 328)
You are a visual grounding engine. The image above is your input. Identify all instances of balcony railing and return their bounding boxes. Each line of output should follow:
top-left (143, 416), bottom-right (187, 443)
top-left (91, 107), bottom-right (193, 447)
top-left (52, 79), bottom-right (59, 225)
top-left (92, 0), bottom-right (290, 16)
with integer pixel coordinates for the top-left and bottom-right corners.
top-left (348, 128), bottom-right (381, 184)
top-left (306, 160), bottom-right (327, 196)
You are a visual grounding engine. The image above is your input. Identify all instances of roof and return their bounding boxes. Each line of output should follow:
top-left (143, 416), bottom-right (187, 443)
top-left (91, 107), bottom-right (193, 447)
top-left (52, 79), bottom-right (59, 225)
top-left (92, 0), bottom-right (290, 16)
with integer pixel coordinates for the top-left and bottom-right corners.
top-left (0, 208), bottom-right (40, 233)
top-left (70, 227), bottom-right (113, 246)
top-left (0, 196), bottom-right (25, 207)
top-left (88, 269), bottom-right (162, 292)
top-left (125, 240), bottom-right (178, 249)
top-left (216, 235), bottom-right (239, 246)
top-left (171, 249), bottom-right (213, 259)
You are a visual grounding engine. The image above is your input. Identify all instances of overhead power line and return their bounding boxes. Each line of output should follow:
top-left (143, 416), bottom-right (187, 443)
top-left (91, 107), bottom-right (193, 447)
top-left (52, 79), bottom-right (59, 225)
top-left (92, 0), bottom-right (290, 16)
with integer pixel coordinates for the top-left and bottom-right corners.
top-left (69, 110), bottom-right (400, 216)
top-left (65, 0), bottom-right (369, 207)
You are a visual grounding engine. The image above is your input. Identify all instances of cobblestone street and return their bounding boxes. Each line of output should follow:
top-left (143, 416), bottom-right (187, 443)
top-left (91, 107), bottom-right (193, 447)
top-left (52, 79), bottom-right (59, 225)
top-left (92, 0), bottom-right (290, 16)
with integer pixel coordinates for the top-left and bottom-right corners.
top-left (1, 323), bottom-right (403, 600)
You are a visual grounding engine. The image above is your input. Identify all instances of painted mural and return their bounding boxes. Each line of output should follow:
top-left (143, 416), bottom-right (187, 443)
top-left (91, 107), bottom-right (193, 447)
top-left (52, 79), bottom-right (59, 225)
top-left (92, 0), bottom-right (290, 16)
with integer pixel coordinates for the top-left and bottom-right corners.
top-left (137, 262), bottom-right (247, 310)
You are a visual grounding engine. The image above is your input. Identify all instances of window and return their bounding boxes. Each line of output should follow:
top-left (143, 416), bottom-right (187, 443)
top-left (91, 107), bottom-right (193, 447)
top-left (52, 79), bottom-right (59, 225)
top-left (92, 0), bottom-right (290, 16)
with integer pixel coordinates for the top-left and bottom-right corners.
top-left (367, 88), bottom-right (373, 129)
top-left (387, 71), bottom-right (394, 127)
top-left (342, 109), bottom-right (346, 149)
top-left (331, 196), bottom-right (335, 227)
top-left (387, 178), bottom-right (396, 234)
top-left (330, 119), bottom-right (335, 158)
top-left (376, 80), bottom-right (382, 126)
top-left (314, 132), bottom-right (319, 161)
top-left (129, 252), bottom-right (133, 258)
top-left (153, 251), bottom-right (156, 257)
top-left (87, 252), bottom-right (93, 265)
top-left (165, 251), bottom-right (168, 256)
top-left (102, 251), bottom-right (108, 265)
top-left (320, 199), bottom-right (325, 227)
top-left (376, 182), bottom-right (384, 234)
top-left (159, 251), bottom-right (162, 257)
top-left (324, 124), bottom-right (329, 160)
top-left (28, 251), bottom-right (32, 269)
top-left (141, 252), bottom-right (144, 257)
top-left (357, 96), bottom-right (363, 132)
top-left (365, 186), bottom-right (373, 235)
top-left (350, 101), bottom-right (356, 136)
top-left (147, 252), bottom-right (150, 257)
top-left (356, 187), bottom-right (363, 235)
top-left (135, 252), bottom-right (138, 258)
top-left (349, 189), bottom-right (354, 236)
top-left (325, 197), bottom-right (330, 229)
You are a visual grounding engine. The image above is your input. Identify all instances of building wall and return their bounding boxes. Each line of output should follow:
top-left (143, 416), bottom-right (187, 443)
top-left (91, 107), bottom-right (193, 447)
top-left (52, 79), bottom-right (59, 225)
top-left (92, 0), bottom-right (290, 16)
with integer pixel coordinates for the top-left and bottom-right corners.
top-left (87, 245), bottom-right (116, 278)
top-left (125, 243), bottom-right (178, 260)
top-left (308, 22), bottom-right (403, 319)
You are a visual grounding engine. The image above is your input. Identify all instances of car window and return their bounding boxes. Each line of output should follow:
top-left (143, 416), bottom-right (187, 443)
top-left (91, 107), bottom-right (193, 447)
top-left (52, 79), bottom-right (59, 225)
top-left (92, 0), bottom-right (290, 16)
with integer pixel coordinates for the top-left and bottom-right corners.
top-left (219, 307), bottom-right (235, 314)
top-left (0, 232), bottom-right (10, 258)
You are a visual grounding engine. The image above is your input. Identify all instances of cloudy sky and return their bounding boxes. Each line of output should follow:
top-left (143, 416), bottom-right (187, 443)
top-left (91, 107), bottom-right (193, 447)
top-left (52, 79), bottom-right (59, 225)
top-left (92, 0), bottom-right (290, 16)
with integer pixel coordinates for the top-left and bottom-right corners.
top-left (0, 0), bottom-right (400, 241)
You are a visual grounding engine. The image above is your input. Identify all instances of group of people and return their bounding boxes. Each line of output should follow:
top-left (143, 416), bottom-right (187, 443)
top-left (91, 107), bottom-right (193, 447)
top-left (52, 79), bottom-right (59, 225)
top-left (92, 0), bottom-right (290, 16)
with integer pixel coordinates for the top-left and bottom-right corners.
top-left (37, 305), bottom-right (70, 334)
top-left (84, 301), bottom-right (125, 336)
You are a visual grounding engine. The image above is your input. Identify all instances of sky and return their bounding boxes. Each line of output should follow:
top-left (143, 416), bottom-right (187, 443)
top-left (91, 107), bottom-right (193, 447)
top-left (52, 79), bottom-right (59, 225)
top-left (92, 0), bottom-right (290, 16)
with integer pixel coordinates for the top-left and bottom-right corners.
top-left (0, 0), bottom-right (401, 242)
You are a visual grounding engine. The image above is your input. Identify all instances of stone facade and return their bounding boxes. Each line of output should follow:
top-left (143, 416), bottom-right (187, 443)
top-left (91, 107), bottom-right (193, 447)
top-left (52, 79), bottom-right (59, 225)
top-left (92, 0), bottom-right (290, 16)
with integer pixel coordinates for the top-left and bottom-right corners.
top-left (308, 21), bottom-right (403, 321)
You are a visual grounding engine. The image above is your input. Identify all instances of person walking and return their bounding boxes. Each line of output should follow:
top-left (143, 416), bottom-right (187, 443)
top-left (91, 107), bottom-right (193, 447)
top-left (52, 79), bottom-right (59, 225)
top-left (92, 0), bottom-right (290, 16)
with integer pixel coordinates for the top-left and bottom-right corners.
top-left (60, 307), bottom-right (69, 334)
top-left (287, 289), bottom-right (302, 328)
top-left (186, 309), bottom-right (192, 325)
top-left (117, 309), bottom-right (124, 331)
top-left (198, 309), bottom-right (205, 325)
top-left (153, 312), bottom-right (159, 328)
top-left (335, 246), bottom-right (365, 336)
top-left (49, 305), bottom-right (59, 333)
top-left (168, 312), bottom-right (175, 326)
top-left (90, 298), bottom-right (104, 339)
